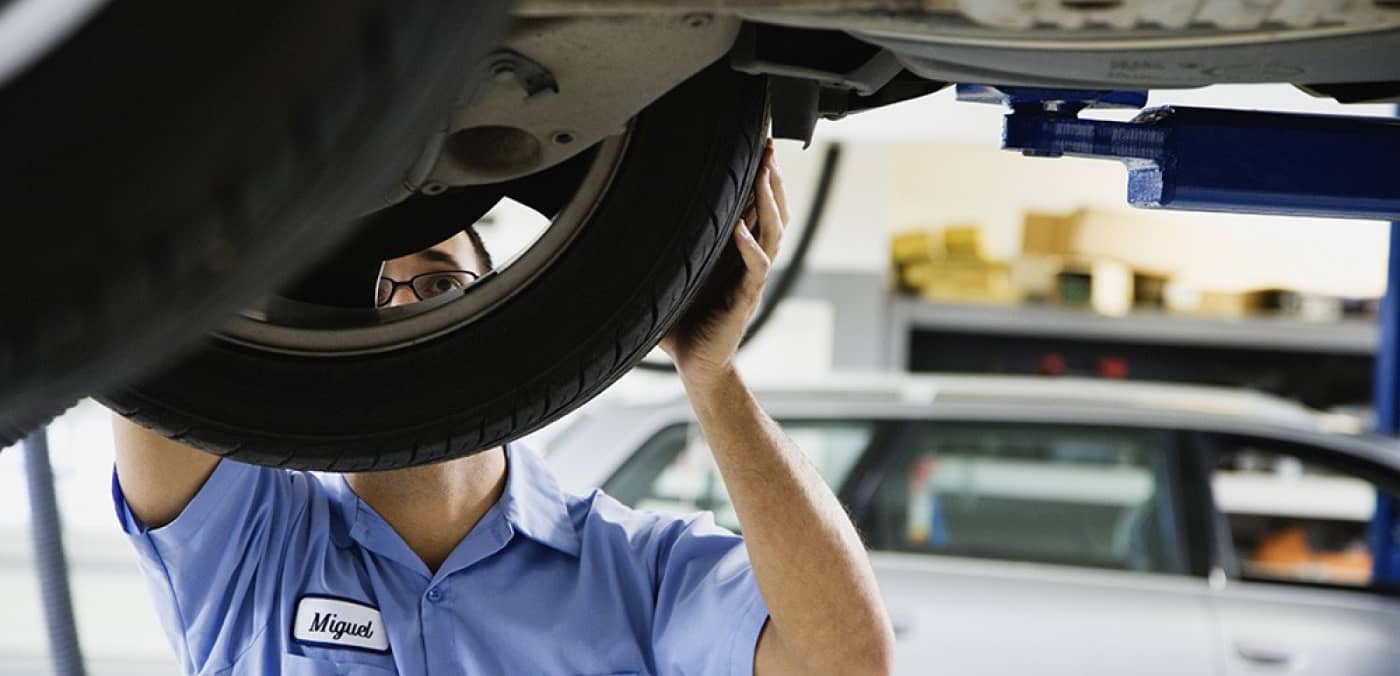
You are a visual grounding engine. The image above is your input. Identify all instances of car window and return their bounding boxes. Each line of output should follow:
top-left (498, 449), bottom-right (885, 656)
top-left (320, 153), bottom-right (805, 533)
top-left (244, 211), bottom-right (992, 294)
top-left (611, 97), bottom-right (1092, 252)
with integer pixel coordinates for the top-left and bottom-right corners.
top-left (860, 422), bottom-right (1182, 574)
top-left (602, 419), bottom-right (877, 532)
top-left (1210, 440), bottom-right (1393, 589)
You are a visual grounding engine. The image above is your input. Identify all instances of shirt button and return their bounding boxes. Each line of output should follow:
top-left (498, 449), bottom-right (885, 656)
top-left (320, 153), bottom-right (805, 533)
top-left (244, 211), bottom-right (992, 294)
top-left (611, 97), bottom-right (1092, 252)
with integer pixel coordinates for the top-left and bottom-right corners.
top-left (426, 588), bottom-right (443, 603)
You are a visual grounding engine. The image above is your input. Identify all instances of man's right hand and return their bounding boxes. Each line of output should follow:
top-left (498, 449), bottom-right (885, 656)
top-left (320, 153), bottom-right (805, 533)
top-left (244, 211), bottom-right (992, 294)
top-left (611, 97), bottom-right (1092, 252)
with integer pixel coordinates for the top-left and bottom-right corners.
top-left (112, 415), bottom-right (221, 529)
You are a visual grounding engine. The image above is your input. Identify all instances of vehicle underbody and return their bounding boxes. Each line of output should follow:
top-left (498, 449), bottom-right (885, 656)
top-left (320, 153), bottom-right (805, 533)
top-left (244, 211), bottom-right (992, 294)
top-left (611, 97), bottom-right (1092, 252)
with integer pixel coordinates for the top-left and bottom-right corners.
top-left (402, 0), bottom-right (1400, 202)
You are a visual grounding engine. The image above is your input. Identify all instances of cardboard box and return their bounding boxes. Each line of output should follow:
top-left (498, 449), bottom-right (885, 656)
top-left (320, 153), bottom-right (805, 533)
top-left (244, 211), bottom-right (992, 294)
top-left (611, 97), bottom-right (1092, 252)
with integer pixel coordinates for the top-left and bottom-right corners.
top-left (1193, 290), bottom-right (1251, 317)
top-left (1133, 271), bottom-right (1169, 309)
top-left (1021, 209), bottom-right (1085, 257)
top-left (916, 260), bottom-right (1020, 305)
top-left (1011, 256), bottom-right (1063, 302)
top-left (891, 224), bottom-right (987, 265)
top-left (898, 262), bottom-right (936, 289)
top-left (942, 225), bottom-right (984, 260)
top-left (891, 230), bottom-right (939, 266)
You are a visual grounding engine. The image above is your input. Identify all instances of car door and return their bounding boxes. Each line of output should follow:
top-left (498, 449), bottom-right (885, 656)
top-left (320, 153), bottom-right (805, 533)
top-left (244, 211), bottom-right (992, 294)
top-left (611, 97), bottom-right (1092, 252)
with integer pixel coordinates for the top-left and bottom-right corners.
top-left (849, 421), bottom-right (1218, 676)
top-left (1200, 433), bottom-right (1400, 676)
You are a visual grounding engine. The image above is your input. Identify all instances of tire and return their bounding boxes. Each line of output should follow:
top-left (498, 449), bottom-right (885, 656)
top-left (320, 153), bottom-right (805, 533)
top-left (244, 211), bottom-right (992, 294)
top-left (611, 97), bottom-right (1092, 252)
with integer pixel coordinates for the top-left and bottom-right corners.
top-left (101, 64), bottom-right (770, 471)
top-left (0, 0), bottom-right (511, 447)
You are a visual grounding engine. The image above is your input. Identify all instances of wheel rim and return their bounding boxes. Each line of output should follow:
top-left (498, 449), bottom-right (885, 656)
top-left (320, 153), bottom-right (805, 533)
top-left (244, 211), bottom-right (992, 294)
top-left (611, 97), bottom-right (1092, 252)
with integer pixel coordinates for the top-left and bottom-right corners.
top-left (218, 129), bottom-right (630, 356)
top-left (0, 0), bottom-right (110, 88)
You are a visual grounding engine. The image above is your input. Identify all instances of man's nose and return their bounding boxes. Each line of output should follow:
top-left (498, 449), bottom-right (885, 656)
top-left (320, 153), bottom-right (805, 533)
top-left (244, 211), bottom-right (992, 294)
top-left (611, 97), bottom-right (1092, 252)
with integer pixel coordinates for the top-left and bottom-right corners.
top-left (388, 286), bottom-right (417, 308)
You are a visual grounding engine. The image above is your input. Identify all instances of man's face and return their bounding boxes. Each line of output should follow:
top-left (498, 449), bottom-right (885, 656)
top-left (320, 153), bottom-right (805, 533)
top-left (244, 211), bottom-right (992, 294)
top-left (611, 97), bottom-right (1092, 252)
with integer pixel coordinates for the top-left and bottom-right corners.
top-left (379, 232), bottom-right (489, 308)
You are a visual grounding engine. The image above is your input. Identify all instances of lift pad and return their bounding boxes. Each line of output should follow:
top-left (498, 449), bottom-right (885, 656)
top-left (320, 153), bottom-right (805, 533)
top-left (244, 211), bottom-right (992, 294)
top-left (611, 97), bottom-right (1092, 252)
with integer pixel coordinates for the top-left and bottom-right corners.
top-left (958, 84), bottom-right (1400, 222)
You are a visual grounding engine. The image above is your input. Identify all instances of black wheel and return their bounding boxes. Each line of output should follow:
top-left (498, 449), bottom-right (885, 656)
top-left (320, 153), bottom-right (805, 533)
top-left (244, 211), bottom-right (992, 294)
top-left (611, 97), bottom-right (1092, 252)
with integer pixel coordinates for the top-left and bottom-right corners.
top-left (101, 64), bottom-right (770, 471)
top-left (0, 0), bottom-right (511, 446)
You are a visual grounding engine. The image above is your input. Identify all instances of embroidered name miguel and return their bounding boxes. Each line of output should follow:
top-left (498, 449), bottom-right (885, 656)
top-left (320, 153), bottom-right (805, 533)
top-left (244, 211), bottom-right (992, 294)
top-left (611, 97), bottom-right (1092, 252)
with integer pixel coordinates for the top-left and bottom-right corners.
top-left (308, 612), bottom-right (375, 641)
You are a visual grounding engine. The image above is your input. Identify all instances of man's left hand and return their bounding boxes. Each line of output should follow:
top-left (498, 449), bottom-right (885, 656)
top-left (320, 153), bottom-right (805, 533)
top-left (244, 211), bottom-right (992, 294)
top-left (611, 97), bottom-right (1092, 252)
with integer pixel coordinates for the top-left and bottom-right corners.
top-left (659, 139), bottom-right (789, 391)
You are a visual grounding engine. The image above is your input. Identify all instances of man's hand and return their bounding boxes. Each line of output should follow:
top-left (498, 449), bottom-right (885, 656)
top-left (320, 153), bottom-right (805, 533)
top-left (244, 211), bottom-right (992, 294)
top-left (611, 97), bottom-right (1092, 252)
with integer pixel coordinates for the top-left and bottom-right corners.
top-left (659, 139), bottom-right (788, 391)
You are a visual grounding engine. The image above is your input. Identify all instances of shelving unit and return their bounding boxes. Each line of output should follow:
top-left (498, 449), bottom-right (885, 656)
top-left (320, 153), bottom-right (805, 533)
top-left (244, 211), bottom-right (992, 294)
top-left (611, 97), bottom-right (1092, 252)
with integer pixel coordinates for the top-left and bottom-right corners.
top-left (884, 298), bottom-right (1377, 409)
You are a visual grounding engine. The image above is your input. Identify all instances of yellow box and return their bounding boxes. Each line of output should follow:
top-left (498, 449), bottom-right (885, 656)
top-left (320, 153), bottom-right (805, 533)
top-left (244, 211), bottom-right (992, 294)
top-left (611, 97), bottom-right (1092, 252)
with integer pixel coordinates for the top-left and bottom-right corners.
top-left (942, 225), bottom-right (984, 260)
top-left (916, 260), bottom-right (1019, 304)
top-left (891, 230), bottom-right (939, 266)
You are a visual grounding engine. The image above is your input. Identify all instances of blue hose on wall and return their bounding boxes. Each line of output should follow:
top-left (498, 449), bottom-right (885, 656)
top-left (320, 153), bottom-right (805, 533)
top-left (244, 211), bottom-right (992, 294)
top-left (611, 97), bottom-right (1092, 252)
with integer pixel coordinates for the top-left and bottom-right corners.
top-left (23, 427), bottom-right (87, 676)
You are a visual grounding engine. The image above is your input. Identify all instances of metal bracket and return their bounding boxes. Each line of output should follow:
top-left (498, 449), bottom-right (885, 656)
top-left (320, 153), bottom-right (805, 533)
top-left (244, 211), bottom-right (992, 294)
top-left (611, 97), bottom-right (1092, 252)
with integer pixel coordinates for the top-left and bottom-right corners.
top-left (487, 49), bottom-right (560, 99)
top-left (959, 84), bottom-right (1400, 221)
top-left (730, 24), bottom-right (904, 97)
top-left (955, 84), bottom-right (1147, 113)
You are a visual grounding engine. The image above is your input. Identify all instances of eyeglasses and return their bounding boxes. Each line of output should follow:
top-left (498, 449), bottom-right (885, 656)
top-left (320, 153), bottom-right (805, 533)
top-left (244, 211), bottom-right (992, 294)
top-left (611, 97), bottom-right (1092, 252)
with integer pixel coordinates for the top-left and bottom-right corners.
top-left (377, 270), bottom-right (479, 307)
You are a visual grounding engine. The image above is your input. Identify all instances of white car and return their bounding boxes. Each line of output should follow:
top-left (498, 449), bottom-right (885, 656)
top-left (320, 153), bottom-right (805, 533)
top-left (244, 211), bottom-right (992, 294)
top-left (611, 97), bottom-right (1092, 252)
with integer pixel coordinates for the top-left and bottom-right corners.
top-left (543, 374), bottom-right (1400, 676)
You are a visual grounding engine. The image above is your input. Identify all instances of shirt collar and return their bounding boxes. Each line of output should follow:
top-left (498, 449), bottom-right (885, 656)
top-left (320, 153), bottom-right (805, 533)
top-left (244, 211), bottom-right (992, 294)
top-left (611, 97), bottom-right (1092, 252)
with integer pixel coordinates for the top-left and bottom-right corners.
top-left (499, 442), bottom-right (582, 557)
top-left (328, 441), bottom-right (580, 567)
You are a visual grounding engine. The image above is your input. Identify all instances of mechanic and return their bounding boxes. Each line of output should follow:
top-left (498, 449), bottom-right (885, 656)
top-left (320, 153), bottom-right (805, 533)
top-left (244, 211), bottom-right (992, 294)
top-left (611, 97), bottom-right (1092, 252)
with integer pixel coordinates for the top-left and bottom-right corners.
top-left (109, 141), bottom-right (894, 675)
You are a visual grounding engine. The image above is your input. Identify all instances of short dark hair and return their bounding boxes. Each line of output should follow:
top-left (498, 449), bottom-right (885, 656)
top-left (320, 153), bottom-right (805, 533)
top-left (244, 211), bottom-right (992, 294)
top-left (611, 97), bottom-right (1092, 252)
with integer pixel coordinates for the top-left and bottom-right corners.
top-left (464, 226), bottom-right (494, 270)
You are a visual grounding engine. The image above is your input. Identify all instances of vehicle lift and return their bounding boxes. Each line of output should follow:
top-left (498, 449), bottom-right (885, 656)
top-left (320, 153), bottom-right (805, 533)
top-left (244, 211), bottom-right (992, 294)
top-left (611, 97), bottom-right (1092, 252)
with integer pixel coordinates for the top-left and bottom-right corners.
top-left (17, 88), bottom-right (1400, 675)
top-left (957, 85), bottom-right (1400, 583)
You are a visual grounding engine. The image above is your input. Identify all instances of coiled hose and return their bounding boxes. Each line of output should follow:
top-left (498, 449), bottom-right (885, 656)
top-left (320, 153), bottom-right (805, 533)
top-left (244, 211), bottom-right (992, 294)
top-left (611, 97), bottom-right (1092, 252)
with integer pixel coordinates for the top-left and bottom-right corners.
top-left (24, 427), bottom-right (87, 676)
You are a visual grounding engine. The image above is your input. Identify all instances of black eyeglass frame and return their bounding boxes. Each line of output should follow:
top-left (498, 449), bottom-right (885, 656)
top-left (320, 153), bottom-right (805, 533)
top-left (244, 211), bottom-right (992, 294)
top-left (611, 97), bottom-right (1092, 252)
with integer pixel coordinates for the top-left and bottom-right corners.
top-left (376, 270), bottom-right (480, 307)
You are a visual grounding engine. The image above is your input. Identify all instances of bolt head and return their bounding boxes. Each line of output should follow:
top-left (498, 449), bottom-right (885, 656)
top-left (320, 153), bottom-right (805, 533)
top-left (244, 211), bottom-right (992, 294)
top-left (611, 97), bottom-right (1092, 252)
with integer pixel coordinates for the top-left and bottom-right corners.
top-left (489, 60), bottom-right (517, 82)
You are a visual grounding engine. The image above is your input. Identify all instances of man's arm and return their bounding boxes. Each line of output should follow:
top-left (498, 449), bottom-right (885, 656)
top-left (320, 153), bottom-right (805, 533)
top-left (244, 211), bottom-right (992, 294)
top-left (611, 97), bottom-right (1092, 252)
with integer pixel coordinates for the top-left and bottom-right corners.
top-left (111, 415), bottom-right (221, 528)
top-left (660, 141), bottom-right (894, 676)
top-left (685, 370), bottom-right (894, 676)
top-left (110, 415), bottom-right (314, 674)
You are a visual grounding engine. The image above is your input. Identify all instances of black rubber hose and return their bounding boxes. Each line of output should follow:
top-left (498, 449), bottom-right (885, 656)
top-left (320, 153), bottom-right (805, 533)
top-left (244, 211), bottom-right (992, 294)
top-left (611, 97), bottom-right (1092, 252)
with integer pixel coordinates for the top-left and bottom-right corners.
top-left (23, 427), bottom-right (87, 676)
top-left (637, 141), bottom-right (843, 372)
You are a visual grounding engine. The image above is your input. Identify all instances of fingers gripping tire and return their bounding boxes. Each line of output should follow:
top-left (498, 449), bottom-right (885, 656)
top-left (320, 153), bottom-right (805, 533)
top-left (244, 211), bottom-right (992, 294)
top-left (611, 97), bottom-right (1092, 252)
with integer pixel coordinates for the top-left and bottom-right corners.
top-left (101, 65), bottom-right (771, 471)
top-left (0, 0), bottom-right (510, 447)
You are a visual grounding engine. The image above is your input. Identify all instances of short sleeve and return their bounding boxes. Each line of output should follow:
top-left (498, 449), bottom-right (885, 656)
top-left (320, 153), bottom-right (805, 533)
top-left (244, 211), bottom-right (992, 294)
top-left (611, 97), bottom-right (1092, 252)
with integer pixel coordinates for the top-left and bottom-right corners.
top-left (112, 459), bottom-right (317, 674)
top-left (651, 513), bottom-right (770, 676)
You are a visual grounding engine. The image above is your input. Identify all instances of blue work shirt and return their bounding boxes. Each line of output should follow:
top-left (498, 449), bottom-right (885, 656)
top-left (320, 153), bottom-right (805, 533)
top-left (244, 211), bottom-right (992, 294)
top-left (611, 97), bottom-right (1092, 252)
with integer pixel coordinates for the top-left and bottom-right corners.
top-left (112, 443), bottom-right (769, 675)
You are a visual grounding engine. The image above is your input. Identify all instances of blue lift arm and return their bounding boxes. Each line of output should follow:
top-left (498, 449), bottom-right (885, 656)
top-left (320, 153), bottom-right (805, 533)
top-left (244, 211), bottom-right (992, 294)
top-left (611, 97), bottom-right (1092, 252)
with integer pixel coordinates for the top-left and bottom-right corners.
top-left (958, 84), bottom-right (1400, 221)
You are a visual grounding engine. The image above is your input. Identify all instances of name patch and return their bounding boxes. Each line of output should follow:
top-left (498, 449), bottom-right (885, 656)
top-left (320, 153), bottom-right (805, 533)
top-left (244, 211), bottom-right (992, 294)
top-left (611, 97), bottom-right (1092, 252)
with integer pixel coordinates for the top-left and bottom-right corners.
top-left (293, 596), bottom-right (389, 652)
